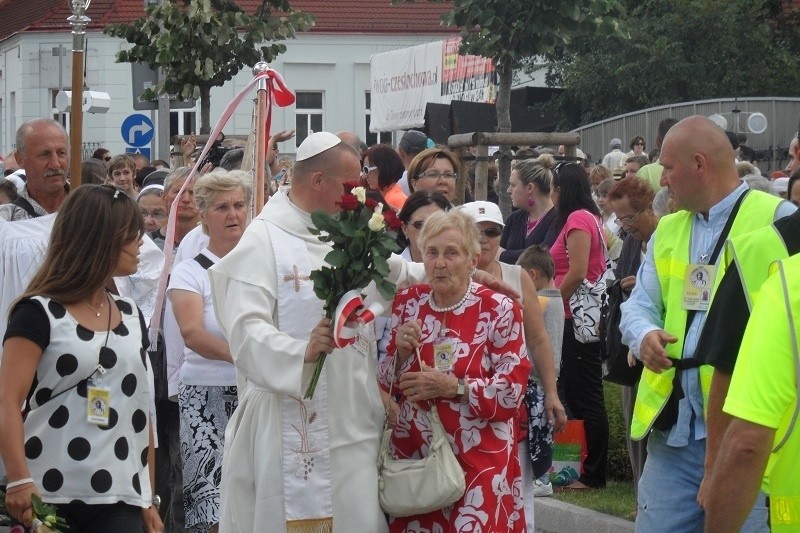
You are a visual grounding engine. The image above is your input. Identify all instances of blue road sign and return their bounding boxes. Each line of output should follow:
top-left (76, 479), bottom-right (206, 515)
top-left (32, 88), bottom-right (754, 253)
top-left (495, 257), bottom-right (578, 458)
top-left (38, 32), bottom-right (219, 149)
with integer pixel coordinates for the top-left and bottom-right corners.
top-left (125, 147), bottom-right (151, 160)
top-left (121, 114), bottom-right (154, 148)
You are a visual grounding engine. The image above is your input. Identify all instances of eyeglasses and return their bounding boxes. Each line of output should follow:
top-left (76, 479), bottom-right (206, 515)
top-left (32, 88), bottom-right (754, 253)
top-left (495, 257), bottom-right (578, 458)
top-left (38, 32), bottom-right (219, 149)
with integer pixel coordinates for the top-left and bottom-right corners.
top-left (417, 170), bottom-right (457, 180)
top-left (141, 209), bottom-right (167, 220)
top-left (362, 165), bottom-right (378, 175)
top-left (478, 227), bottom-right (502, 238)
top-left (634, 142), bottom-right (645, 147)
top-left (615, 209), bottom-right (645, 226)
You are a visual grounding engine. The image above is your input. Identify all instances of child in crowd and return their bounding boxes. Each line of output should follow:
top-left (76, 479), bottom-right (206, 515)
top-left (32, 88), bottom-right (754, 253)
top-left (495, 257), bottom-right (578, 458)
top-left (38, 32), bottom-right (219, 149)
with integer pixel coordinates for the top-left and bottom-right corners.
top-left (107, 154), bottom-right (138, 198)
top-left (518, 244), bottom-right (565, 497)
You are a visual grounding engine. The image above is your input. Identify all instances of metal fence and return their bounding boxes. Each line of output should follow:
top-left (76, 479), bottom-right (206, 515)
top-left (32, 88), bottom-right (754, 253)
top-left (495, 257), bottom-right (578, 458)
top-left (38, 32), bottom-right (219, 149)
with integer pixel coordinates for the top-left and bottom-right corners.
top-left (573, 97), bottom-right (800, 174)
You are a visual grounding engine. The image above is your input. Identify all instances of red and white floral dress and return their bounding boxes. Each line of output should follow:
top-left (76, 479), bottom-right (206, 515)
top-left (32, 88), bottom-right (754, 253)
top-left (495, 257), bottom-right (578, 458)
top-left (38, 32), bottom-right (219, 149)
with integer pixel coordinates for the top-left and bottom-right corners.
top-left (378, 282), bottom-right (531, 533)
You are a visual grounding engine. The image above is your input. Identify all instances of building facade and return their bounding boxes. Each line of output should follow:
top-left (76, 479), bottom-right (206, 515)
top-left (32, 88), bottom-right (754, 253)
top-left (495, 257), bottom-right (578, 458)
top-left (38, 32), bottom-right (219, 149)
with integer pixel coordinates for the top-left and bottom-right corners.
top-left (0, 0), bottom-right (458, 159)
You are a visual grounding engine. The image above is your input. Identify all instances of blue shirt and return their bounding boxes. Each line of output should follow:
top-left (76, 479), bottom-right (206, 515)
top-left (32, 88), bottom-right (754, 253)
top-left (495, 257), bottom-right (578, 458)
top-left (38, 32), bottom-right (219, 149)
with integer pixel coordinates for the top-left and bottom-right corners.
top-left (620, 182), bottom-right (796, 446)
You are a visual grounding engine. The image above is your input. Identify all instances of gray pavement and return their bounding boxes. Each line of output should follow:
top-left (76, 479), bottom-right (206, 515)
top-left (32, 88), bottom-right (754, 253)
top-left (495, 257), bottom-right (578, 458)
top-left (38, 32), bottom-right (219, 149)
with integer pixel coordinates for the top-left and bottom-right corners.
top-left (535, 497), bottom-right (635, 533)
top-left (1, 500), bottom-right (634, 533)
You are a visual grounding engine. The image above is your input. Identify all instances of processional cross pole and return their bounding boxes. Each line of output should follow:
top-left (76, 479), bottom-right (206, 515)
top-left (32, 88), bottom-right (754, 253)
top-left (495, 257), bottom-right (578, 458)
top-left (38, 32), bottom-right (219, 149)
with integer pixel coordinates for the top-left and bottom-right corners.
top-left (67, 0), bottom-right (91, 187)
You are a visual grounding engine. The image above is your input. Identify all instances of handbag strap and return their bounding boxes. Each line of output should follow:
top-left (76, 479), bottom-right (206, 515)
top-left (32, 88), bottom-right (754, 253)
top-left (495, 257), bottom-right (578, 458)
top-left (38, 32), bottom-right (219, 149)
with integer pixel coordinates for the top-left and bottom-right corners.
top-left (383, 347), bottom-right (445, 439)
top-left (563, 209), bottom-right (611, 281)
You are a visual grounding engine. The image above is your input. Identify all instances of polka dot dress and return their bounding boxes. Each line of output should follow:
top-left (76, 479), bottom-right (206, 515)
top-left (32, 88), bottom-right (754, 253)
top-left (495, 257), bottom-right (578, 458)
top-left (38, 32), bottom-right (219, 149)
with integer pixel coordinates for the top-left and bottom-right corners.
top-left (22, 295), bottom-right (152, 507)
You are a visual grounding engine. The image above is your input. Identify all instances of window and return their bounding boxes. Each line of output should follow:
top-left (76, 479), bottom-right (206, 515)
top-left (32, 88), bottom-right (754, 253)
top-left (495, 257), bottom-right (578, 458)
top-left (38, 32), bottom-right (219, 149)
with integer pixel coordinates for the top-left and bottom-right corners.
top-left (295, 91), bottom-right (323, 148)
top-left (170, 109), bottom-right (197, 138)
top-left (365, 92), bottom-right (392, 147)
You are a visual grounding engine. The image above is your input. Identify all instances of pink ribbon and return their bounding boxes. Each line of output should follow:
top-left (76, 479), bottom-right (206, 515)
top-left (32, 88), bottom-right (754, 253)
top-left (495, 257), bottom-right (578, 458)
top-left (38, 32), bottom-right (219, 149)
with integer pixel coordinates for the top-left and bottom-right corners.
top-left (149, 67), bottom-right (294, 348)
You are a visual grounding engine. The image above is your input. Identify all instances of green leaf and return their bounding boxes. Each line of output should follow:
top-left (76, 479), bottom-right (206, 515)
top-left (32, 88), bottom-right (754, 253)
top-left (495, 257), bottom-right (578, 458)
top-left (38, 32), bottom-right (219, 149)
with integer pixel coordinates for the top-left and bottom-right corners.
top-left (325, 249), bottom-right (349, 267)
top-left (377, 278), bottom-right (398, 301)
top-left (373, 254), bottom-right (390, 277)
top-left (348, 239), bottom-right (365, 257)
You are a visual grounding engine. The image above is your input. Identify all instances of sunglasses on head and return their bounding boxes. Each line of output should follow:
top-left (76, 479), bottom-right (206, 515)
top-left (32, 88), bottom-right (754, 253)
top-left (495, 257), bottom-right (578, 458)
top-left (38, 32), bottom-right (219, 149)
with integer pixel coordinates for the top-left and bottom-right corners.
top-left (553, 160), bottom-right (580, 173)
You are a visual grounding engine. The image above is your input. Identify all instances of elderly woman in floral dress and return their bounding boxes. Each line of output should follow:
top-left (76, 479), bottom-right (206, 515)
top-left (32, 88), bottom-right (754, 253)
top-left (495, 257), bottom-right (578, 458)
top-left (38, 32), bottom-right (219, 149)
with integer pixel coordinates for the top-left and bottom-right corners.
top-left (378, 209), bottom-right (531, 532)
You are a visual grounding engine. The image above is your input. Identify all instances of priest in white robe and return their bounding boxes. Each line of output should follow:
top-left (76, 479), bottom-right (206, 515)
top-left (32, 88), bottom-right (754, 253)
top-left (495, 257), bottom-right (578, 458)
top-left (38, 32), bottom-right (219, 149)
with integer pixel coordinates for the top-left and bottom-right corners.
top-left (209, 133), bottom-right (428, 533)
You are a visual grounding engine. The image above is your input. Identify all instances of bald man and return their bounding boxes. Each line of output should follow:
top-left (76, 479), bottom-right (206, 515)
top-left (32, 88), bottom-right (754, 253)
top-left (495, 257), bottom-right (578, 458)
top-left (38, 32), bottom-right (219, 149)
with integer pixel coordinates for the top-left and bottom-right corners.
top-left (335, 131), bottom-right (365, 155)
top-left (619, 116), bottom-right (794, 532)
top-left (0, 119), bottom-right (69, 221)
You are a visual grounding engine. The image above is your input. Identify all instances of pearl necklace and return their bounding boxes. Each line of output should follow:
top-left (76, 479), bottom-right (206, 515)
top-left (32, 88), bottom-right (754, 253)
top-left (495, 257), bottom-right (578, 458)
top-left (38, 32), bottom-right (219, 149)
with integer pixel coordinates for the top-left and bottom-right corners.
top-left (429, 285), bottom-right (472, 313)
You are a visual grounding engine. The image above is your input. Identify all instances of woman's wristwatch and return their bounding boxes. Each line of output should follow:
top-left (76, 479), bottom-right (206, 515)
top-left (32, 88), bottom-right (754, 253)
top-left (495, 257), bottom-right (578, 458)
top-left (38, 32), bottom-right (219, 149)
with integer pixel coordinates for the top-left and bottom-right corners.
top-left (151, 494), bottom-right (161, 510)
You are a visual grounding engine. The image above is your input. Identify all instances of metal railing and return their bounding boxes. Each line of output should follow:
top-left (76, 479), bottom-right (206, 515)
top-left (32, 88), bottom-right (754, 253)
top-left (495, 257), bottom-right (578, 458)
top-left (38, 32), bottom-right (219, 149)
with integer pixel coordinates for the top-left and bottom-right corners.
top-left (572, 97), bottom-right (800, 174)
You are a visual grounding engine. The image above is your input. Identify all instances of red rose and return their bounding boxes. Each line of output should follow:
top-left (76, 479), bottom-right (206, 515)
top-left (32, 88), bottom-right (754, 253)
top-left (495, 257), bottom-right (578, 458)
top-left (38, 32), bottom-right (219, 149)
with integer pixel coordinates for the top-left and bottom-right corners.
top-left (337, 194), bottom-right (360, 211)
top-left (383, 208), bottom-right (403, 231)
top-left (364, 198), bottom-right (379, 210)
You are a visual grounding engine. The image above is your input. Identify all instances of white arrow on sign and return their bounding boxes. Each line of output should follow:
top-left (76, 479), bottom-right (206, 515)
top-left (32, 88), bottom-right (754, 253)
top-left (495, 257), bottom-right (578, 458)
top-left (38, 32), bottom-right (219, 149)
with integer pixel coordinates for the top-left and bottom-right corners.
top-left (128, 123), bottom-right (153, 145)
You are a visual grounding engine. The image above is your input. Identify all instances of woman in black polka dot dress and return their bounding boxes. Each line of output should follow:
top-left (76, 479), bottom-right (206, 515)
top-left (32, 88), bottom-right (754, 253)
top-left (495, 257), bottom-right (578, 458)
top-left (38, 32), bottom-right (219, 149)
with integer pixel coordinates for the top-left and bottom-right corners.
top-left (0, 185), bottom-right (163, 533)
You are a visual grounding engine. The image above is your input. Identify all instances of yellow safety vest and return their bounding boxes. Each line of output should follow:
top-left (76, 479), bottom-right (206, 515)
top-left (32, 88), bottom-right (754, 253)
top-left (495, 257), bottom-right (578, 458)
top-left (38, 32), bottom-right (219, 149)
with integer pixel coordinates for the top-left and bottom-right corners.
top-left (630, 191), bottom-right (783, 440)
top-left (755, 259), bottom-right (800, 531)
top-left (724, 224), bottom-right (789, 311)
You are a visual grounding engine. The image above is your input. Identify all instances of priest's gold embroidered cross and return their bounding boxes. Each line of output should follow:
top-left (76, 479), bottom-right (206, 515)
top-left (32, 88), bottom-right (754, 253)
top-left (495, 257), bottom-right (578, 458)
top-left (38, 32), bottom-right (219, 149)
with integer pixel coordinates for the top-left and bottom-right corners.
top-left (283, 265), bottom-right (310, 292)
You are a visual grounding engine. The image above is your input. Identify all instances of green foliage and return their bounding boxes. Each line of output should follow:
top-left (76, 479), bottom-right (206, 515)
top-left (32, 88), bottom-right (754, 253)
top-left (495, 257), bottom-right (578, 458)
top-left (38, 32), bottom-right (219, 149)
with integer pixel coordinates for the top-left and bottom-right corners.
top-left (554, 480), bottom-right (636, 520)
top-left (604, 381), bottom-right (633, 482)
top-left (441, 0), bottom-right (627, 74)
top-left (543, 0), bottom-right (800, 128)
top-left (104, 0), bottom-right (314, 131)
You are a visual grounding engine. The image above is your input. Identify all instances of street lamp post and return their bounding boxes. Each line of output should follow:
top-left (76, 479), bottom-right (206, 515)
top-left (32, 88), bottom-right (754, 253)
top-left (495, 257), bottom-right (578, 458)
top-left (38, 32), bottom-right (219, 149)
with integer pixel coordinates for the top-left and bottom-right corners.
top-left (67, 0), bottom-right (91, 187)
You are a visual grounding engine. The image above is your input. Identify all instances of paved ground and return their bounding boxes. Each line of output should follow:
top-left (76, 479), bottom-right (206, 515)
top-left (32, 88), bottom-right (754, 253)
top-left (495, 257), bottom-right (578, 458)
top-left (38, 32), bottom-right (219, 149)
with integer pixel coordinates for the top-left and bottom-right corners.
top-left (535, 497), bottom-right (635, 533)
top-left (1, 500), bottom-right (634, 533)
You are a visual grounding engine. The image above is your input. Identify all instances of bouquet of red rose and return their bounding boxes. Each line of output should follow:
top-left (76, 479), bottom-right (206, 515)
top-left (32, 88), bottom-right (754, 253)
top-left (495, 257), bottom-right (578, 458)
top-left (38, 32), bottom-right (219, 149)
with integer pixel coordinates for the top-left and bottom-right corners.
top-left (304, 182), bottom-right (402, 398)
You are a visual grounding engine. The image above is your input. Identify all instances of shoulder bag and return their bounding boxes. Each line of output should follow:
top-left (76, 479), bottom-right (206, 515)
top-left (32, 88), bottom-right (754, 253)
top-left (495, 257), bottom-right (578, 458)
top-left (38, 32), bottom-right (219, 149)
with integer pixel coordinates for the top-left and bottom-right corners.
top-left (567, 211), bottom-right (611, 344)
top-left (377, 348), bottom-right (466, 517)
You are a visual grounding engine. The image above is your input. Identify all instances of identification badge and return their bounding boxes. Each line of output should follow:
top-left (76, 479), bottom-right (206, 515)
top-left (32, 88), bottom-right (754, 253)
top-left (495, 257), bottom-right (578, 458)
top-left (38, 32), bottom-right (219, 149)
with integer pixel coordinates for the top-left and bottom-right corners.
top-left (87, 384), bottom-right (111, 425)
top-left (682, 263), bottom-right (717, 311)
top-left (433, 336), bottom-right (457, 372)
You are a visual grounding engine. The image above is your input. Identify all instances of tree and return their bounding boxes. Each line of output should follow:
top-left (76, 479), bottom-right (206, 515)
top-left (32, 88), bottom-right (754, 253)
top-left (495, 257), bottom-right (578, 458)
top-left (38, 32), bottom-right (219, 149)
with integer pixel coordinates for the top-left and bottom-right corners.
top-left (543, 0), bottom-right (800, 128)
top-left (397, 0), bottom-right (626, 213)
top-left (105, 0), bottom-right (313, 133)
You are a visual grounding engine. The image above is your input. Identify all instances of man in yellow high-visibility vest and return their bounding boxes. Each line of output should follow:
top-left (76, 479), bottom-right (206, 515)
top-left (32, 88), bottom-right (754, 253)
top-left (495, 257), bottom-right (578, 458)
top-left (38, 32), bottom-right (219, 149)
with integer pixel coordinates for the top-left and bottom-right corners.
top-left (705, 256), bottom-right (800, 532)
top-left (619, 115), bottom-right (794, 531)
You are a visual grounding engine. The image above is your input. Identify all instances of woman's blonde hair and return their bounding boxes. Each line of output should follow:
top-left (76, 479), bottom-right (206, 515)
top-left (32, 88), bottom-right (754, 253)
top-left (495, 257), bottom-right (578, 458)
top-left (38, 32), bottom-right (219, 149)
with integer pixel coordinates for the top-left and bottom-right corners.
top-left (19, 185), bottom-right (143, 306)
top-left (417, 209), bottom-right (480, 260)
top-left (513, 153), bottom-right (556, 195)
top-left (193, 169), bottom-right (253, 234)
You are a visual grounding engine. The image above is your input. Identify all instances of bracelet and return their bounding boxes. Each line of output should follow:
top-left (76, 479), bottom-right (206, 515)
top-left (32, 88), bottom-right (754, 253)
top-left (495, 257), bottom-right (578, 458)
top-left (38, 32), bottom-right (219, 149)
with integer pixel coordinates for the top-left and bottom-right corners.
top-left (5, 477), bottom-right (34, 490)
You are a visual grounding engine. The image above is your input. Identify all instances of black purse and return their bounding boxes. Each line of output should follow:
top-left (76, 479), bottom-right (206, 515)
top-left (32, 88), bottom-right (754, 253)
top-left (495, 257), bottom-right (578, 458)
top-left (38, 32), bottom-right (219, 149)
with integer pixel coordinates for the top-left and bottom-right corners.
top-left (600, 279), bottom-right (643, 386)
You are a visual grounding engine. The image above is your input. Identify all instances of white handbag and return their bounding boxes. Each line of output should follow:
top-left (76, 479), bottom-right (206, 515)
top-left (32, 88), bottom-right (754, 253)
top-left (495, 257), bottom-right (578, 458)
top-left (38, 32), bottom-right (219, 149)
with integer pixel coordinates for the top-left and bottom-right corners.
top-left (377, 349), bottom-right (466, 517)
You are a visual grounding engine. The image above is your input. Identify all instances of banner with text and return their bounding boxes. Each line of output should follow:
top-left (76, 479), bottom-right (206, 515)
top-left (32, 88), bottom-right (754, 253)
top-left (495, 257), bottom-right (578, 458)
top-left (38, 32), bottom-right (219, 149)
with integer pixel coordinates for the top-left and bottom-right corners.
top-left (369, 38), bottom-right (496, 132)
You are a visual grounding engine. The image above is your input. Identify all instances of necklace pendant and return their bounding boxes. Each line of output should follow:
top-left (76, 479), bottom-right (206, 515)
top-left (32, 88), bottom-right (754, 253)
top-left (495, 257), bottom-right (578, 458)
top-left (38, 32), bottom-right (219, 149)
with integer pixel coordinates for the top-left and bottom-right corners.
top-left (96, 311), bottom-right (101, 318)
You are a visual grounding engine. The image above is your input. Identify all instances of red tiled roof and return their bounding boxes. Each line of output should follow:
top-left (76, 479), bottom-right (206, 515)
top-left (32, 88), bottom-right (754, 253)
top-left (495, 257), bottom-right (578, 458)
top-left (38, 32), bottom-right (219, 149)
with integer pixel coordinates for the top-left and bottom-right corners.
top-left (0, 0), bottom-right (458, 42)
